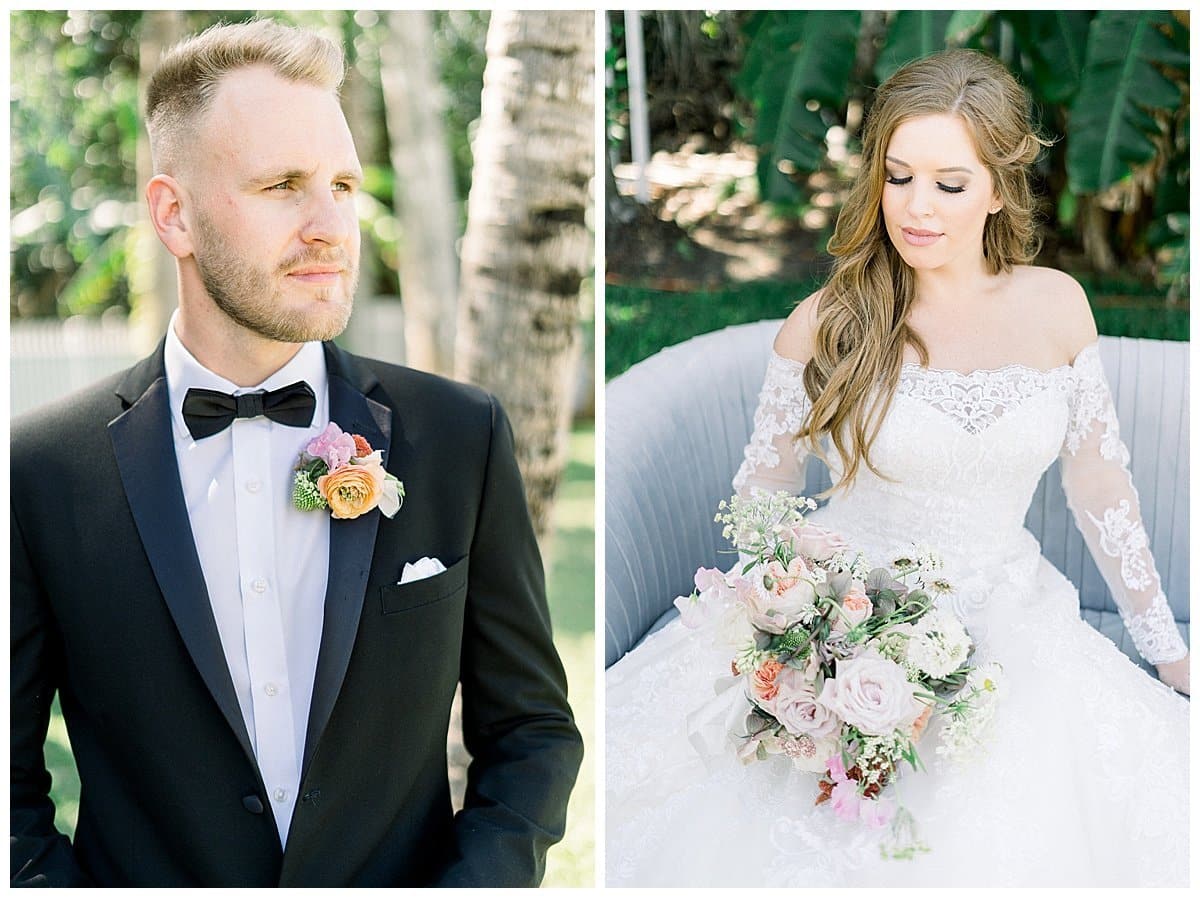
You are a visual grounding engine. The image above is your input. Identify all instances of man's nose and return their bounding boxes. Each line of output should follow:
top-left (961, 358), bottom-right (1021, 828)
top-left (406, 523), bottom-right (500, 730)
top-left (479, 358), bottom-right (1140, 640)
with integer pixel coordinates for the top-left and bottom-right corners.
top-left (300, 188), bottom-right (352, 245)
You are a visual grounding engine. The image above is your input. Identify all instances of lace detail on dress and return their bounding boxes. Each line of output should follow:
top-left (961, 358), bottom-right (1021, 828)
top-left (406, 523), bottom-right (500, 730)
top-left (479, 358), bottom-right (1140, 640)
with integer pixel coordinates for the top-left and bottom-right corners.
top-left (1057, 340), bottom-right (1187, 667)
top-left (732, 353), bottom-right (811, 494)
top-left (895, 362), bottom-right (1072, 435)
top-left (1063, 343), bottom-right (1127, 462)
top-left (1083, 499), bottom-right (1153, 591)
top-left (1124, 591), bottom-right (1189, 665)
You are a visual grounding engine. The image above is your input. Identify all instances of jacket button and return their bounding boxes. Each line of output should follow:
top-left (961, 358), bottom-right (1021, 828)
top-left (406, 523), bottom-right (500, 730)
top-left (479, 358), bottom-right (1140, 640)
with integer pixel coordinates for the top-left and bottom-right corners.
top-left (242, 794), bottom-right (265, 814)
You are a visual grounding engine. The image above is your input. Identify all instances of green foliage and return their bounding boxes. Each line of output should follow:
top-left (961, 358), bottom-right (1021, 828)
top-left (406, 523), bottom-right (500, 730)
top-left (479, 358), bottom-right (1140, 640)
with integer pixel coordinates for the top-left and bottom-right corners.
top-left (11, 10), bottom-right (489, 321)
top-left (874, 11), bottom-right (955, 83)
top-left (10, 10), bottom-right (140, 319)
top-left (737, 11), bottom-right (861, 203)
top-left (1065, 11), bottom-right (1188, 194)
top-left (605, 280), bottom-right (1188, 380)
top-left (726, 10), bottom-right (1189, 297)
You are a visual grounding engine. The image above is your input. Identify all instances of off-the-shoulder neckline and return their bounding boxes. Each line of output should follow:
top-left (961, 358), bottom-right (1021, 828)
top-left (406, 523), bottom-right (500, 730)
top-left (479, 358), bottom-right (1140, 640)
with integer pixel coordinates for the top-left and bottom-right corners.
top-left (770, 339), bottom-right (1100, 378)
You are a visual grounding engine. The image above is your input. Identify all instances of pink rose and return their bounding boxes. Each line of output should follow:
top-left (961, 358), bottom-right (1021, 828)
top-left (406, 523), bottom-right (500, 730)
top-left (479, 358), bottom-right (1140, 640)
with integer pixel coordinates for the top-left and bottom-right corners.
top-left (788, 522), bottom-right (849, 561)
top-left (736, 564), bottom-right (817, 634)
top-left (818, 650), bottom-right (919, 737)
top-left (769, 666), bottom-right (841, 738)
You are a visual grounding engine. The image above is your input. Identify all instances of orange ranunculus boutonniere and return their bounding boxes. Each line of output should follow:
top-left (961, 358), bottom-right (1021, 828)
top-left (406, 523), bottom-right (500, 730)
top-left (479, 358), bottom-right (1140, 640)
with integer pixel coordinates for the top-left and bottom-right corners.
top-left (292, 422), bottom-right (403, 520)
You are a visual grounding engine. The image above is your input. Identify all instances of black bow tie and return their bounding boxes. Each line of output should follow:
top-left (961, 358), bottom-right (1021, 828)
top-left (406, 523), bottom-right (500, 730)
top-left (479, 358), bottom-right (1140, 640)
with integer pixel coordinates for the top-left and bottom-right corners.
top-left (182, 381), bottom-right (316, 440)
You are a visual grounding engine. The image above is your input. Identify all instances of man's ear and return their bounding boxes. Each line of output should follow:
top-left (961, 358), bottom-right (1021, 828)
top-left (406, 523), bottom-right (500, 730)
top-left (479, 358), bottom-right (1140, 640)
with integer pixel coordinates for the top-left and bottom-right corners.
top-left (146, 174), bottom-right (195, 258)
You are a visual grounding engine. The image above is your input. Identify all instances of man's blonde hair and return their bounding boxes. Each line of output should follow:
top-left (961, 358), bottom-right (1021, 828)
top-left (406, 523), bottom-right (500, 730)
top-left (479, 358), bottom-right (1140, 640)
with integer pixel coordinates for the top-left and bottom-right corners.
top-left (146, 18), bottom-right (344, 174)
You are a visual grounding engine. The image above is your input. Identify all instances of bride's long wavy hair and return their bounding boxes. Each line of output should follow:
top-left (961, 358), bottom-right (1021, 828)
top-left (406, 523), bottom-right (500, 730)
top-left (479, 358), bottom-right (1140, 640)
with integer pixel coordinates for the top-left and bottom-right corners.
top-left (802, 49), bottom-right (1049, 489)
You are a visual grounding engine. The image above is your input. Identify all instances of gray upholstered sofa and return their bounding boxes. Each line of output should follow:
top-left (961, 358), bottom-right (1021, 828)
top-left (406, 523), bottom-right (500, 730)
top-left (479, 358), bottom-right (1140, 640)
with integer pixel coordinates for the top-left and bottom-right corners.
top-left (605, 320), bottom-right (1189, 674)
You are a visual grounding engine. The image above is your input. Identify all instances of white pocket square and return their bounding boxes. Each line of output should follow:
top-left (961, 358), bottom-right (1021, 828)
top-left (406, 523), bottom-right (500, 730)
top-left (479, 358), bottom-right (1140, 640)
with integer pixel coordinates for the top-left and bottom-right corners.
top-left (400, 556), bottom-right (446, 584)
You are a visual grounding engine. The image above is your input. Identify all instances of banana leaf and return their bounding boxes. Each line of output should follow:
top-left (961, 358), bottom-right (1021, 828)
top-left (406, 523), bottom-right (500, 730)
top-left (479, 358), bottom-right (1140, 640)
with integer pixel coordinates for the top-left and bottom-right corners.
top-left (1001, 10), bottom-right (1092, 105)
top-left (736, 10), bottom-right (861, 204)
top-left (874, 10), bottom-right (954, 83)
top-left (1066, 10), bottom-right (1188, 195)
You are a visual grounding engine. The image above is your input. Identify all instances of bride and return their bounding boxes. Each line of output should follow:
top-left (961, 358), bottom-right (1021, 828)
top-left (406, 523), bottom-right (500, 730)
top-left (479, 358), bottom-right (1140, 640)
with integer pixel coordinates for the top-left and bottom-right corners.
top-left (605, 49), bottom-right (1189, 887)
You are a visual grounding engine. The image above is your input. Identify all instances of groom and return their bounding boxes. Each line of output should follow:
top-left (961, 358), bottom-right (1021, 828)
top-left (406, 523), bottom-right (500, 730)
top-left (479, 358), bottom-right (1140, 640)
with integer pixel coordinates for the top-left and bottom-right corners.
top-left (10, 19), bottom-right (582, 887)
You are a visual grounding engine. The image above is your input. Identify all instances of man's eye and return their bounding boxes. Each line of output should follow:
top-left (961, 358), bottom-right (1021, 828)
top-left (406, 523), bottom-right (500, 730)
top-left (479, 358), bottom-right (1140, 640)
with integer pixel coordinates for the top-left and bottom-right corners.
top-left (333, 181), bottom-right (353, 193)
top-left (267, 180), bottom-right (292, 191)
top-left (885, 175), bottom-right (912, 186)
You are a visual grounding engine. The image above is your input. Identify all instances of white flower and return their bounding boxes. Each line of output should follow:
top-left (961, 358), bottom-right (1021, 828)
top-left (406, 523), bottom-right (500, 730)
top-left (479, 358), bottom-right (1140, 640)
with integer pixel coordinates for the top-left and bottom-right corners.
top-left (906, 607), bottom-right (972, 679)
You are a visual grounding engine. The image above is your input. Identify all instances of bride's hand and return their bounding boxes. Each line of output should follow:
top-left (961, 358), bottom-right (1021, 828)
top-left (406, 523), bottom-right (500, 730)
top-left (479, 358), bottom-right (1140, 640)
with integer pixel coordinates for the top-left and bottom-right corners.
top-left (1156, 656), bottom-right (1190, 696)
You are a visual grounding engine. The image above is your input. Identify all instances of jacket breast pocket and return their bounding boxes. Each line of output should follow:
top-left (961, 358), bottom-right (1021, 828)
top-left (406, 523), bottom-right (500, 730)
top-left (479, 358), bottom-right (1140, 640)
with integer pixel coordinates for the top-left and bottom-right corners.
top-left (378, 555), bottom-right (469, 615)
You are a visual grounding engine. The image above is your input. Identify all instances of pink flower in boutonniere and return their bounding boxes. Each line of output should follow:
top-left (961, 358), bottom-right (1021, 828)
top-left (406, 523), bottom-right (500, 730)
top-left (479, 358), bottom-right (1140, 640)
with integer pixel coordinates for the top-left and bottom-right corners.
top-left (293, 422), bottom-right (404, 520)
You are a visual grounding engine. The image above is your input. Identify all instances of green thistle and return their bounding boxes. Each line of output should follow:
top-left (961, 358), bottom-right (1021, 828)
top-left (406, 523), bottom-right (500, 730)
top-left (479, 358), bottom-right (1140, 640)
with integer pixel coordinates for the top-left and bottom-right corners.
top-left (292, 470), bottom-right (328, 511)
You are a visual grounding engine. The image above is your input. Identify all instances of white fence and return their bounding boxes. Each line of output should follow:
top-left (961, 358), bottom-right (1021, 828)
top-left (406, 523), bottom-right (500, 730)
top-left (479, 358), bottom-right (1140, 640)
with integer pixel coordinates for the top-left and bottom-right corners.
top-left (10, 301), bottom-right (408, 418)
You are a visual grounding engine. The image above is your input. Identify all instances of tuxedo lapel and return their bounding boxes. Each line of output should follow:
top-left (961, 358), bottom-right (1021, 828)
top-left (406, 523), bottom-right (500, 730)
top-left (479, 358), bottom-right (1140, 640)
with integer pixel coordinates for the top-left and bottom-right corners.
top-left (108, 344), bottom-right (256, 766)
top-left (302, 344), bottom-right (393, 776)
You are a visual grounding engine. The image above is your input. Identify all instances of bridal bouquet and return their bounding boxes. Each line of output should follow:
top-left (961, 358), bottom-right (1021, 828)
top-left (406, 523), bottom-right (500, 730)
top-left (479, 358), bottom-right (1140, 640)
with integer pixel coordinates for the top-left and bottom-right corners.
top-left (674, 490), bottom-right (1003, 858)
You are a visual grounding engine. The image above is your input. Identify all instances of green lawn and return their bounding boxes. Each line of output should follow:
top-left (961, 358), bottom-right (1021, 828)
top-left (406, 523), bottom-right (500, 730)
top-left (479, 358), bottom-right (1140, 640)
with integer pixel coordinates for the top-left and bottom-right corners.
top-left (40, 423), bottom-right (596, 887)
top-left (606, 278), bottom-right (1189, 380)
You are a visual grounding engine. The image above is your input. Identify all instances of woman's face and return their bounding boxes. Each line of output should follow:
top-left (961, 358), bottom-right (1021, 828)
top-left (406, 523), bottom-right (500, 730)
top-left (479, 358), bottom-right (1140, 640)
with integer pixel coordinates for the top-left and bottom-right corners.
top-left (879, 113), bottom-right (1000, 277)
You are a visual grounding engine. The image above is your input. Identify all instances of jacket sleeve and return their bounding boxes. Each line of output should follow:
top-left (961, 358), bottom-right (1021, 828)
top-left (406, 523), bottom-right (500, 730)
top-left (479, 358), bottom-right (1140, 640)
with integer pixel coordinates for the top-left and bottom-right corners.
top-left (433, 396), bottom-right (583, 887)
top-left (10, 503), bottom-right (92, 886)
top-left (732, 351), bottom-right (813, 497)
top-left (1058, 342), bottom-right (1188, 666)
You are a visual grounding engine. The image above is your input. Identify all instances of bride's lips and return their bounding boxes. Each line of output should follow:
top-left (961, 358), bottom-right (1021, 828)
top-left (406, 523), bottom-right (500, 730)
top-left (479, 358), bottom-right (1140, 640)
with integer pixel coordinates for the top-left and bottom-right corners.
top-left (901, 227), bottom-right (942, 247)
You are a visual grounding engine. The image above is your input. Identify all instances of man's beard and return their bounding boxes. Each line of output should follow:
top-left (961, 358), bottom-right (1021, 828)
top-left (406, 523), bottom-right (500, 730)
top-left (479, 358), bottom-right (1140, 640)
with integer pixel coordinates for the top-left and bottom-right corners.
top-left (192, 212), bottom-right (358, 344)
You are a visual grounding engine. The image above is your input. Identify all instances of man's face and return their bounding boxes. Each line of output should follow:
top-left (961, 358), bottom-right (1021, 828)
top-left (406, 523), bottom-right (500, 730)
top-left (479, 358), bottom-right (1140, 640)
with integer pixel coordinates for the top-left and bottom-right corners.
top-left (184, 65), bottom-right (362, 344)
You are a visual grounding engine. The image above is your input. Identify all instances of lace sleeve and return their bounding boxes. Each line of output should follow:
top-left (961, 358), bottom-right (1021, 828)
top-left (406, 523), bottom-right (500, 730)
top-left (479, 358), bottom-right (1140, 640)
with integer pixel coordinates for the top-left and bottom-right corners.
top-left (732, 352), bottom-right (812, 497)
top-left (1059, 342), bottom-right (1187, 665)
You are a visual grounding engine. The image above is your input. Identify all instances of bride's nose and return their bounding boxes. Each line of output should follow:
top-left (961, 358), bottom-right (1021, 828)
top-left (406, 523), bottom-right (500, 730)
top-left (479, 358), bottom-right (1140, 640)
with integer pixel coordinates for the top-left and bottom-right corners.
top-left (906, 180), bottom-right (936, 218)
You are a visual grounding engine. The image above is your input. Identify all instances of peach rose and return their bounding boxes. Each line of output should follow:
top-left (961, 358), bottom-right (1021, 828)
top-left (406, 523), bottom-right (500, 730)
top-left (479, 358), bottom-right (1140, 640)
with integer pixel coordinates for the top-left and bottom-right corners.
top-left (910, 703), bottom-right (934, 742)
top-left (833, 586), bottom-right (873, 634)
top-left (752, 660), bottom-right (785, 702)
top-left (318, 461), bottom-right (386, 519)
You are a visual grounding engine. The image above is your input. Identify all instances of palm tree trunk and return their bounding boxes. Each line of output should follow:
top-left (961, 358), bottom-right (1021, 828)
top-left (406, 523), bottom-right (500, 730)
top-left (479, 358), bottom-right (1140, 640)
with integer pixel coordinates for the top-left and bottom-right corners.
top-left (455, 10), bottom-right (594, 537)
top-left (379, 10), bottom-right (460, 376)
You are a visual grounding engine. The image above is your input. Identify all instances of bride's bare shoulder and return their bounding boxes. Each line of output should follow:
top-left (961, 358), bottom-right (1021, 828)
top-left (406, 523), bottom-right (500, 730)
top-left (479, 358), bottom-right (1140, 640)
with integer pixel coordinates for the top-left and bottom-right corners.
top-left (1011, 265), bottom-right (1098, 360)
top-left (773, 290), bottom-right (823, 364)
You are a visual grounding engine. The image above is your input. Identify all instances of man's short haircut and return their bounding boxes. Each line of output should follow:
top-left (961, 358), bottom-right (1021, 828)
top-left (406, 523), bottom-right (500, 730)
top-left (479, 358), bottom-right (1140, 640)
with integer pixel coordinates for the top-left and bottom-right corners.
top-left (146, 18), bottom-right (344, 175)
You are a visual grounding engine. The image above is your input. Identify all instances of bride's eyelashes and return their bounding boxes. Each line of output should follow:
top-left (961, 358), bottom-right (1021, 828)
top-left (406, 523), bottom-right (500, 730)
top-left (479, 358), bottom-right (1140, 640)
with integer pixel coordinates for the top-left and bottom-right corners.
top-left (884, 174), bottom-right (967, 194)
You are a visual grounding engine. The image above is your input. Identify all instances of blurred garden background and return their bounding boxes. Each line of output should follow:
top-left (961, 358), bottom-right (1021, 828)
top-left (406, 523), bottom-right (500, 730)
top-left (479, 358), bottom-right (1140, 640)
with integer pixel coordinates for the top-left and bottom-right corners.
top-left (11, 9), bottom-right (594, 886)
top-left (605, 10), bottom-right (1189, 379)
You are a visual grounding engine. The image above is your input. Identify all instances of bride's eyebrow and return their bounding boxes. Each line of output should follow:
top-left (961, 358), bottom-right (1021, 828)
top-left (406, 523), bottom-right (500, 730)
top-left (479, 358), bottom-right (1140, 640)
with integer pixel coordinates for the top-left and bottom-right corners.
top-left (884, 155), bottom-right (975, 175)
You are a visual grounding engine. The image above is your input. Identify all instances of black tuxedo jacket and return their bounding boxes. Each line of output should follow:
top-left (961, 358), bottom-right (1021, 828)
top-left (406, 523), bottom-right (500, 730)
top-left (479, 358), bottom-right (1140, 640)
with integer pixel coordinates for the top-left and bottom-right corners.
top-left (10, 341), bottom-right (583, 886)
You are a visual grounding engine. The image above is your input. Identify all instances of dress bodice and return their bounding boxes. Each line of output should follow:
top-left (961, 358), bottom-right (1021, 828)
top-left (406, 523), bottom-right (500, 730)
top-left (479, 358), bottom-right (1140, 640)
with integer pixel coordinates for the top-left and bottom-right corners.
top-left (818, 361), bottom-right (1072, 571)
top-left (732, 345), bottom-right (1186, 665)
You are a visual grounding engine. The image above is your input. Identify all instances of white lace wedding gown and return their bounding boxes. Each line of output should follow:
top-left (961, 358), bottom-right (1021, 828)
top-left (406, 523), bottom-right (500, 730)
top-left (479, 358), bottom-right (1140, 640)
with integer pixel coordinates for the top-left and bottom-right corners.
top-left (606, 343), bottom-right (1189, 887)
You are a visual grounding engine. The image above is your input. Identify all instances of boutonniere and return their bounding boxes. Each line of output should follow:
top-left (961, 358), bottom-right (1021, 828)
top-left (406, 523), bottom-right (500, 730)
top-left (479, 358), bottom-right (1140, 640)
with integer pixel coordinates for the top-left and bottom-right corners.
top-left (292, 422), bottom-right (404, 520)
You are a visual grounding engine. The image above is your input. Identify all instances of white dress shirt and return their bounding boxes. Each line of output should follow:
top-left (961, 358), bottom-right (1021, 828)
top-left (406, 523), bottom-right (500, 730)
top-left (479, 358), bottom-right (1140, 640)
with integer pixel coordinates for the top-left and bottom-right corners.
top-left (164, 315), bottom-right (330, 847)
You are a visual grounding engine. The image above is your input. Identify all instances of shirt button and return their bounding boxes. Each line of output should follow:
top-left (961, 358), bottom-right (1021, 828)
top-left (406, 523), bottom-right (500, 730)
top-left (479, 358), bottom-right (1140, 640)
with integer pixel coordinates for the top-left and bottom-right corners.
top-left (273, 788), bottom-right (288, 803)
top-left (246, 479), bottom-right (262, 494)
top-left (251, 578), bottom-right (268, 594)
top-left (264, 682), bottom-right (279, 697)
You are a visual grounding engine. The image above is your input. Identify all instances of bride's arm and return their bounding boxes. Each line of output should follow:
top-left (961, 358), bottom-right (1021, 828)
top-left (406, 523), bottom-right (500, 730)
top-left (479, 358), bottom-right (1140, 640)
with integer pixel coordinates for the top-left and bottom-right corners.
top-left (1059, 340), bottom-right (1189, 694)
top-left (732, 297), bottom-right (819, 497)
